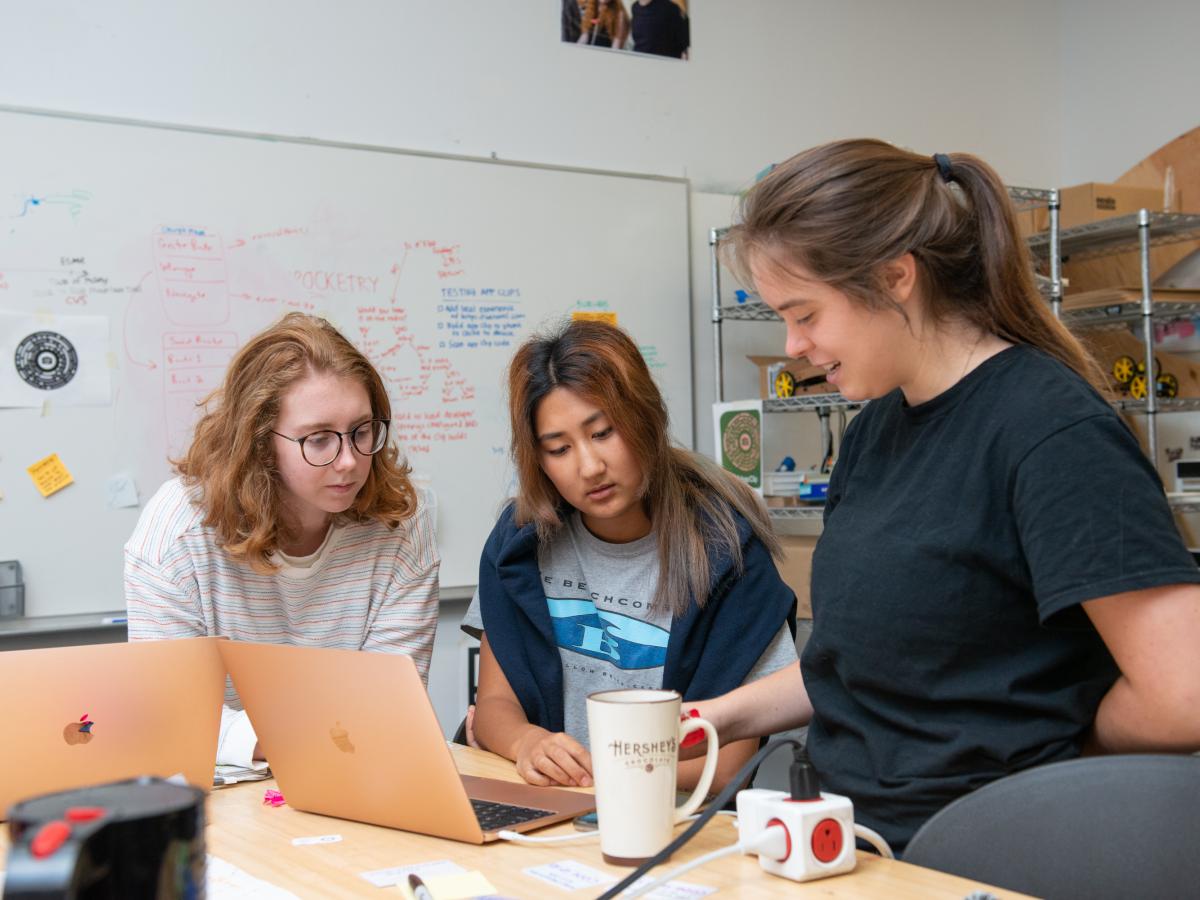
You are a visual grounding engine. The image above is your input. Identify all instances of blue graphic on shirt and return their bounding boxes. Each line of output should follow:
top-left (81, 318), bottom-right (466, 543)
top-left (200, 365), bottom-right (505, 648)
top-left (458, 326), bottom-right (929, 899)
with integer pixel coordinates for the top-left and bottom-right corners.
top-left (546, 598), bottom-right (669, 670)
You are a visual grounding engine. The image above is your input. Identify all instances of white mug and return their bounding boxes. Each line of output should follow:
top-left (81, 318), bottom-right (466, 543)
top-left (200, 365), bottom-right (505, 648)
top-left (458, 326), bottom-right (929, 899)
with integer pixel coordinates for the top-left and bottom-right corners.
top-left (586, 688), bottom-right (719, 865)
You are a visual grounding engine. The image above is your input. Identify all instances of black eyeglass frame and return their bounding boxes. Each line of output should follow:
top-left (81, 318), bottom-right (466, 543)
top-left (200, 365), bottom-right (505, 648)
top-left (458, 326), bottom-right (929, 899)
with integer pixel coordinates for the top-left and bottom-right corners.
top-left (270, 419), bottom-right (391, 467)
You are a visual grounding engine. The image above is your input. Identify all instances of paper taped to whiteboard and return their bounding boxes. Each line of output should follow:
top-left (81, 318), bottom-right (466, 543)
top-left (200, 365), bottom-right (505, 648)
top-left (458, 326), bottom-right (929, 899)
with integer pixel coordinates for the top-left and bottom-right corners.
top-left (0, 312), bottom-right (112, 407)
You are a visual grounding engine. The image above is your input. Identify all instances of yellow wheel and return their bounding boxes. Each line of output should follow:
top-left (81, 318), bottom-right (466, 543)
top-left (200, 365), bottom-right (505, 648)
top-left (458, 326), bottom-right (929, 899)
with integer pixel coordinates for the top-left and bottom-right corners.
top-left (1112, 355), bottom-right (1136, 385)
top-left (1135, 358), bottom-right (1161, 378)
top-left (774, 370), bottom-right (796, 398)
top-left (1130, 374), bottom-right (1148, 400)
top-left (1157, 372), bottom-right (1179, 399)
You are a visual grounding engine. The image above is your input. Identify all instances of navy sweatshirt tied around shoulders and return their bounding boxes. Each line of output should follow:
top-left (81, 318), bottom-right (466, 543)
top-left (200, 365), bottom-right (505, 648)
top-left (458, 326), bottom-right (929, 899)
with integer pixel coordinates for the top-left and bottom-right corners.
top-left (476, 502), bottom-right (797, 733)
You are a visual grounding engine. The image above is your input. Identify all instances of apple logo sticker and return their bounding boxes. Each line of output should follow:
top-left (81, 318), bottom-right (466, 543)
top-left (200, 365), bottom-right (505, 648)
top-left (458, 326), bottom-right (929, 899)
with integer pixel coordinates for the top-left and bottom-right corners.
top-left (329, 722), bottom-right (355, 753)
top-left (63, 713), bottom-right (95, 746)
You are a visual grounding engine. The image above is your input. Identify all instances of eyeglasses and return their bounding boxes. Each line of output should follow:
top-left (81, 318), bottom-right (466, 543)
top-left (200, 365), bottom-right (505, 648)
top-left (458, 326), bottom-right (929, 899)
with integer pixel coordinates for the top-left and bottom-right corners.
top-left (271, 419), bottom-right (390, 467)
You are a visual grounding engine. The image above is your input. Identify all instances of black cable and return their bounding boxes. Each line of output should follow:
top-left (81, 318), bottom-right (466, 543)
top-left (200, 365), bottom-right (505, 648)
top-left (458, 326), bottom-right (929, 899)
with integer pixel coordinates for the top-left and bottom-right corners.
top-left (595, 737), bottom-right (806, 900)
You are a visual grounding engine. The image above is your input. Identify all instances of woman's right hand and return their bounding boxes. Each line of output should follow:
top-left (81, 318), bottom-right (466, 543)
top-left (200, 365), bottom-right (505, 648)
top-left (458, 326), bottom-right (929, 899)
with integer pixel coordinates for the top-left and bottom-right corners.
top-left (513, 726), bottom-right (593, 787)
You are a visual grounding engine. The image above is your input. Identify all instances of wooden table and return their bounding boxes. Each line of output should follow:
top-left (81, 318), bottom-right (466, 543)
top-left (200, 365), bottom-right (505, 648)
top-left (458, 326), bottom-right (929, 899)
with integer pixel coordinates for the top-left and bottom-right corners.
top-left (2, 745), bottom-right (1032, 898)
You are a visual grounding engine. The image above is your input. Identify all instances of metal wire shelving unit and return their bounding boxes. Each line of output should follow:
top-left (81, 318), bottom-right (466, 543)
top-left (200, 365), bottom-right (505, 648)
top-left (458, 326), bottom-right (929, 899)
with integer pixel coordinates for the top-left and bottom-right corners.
top-left (1059, 300), bottom-right (1200, 329)
top-left (1168, 495), bottom-right (1200, 515)
top-left (759, 505), bottom-right (826, 521)
top-left (1028, 212), bottom-right (1200, 263)
top-left (1034, 211), bottom-right (1200, 467)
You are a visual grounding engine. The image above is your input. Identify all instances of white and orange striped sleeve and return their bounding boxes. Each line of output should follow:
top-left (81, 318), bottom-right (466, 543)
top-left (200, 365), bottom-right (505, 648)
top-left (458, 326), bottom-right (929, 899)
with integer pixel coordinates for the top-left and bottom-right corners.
top-left (362, 499), bottom-right (441, 684)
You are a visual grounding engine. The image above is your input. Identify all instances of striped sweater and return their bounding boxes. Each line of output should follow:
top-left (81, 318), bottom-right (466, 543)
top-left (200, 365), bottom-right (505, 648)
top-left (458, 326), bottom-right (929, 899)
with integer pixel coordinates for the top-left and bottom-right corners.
top-left (124, 476), bottom-right (440, 764)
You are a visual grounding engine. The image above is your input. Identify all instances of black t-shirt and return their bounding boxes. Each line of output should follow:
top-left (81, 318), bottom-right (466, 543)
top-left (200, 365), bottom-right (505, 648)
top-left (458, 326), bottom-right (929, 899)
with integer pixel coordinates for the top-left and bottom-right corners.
top-left (803, 344), bottom-right (1200, 853)
top-left (631, 0), bottom-right (688, 58)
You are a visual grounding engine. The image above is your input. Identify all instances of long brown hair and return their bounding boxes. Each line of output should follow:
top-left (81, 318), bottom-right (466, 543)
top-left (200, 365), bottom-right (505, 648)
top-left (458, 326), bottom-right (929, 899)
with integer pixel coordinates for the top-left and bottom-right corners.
top-left (722, 138), bottom-right (1105, 389)
top-left (176, 312), bottom-right (417, 572)
top-left (507, 318), bottom-right (780, 617)
top-left (581, 0), bottom-right (629, 44)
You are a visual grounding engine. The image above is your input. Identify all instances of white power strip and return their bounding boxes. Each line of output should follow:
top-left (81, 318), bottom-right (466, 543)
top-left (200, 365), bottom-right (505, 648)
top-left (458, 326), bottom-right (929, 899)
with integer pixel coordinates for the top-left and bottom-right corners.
top-left (736, 788), bottom-right (857, 881)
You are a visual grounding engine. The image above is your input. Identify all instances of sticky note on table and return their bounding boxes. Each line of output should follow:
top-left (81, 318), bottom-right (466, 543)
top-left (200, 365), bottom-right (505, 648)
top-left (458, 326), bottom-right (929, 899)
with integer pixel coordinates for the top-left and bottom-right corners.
top-left (27, 453), bottom-right (74, 498)
top-left (359, 860), bottom-right (465, 888)
top-left (400, 871), bottom-right (497, 900)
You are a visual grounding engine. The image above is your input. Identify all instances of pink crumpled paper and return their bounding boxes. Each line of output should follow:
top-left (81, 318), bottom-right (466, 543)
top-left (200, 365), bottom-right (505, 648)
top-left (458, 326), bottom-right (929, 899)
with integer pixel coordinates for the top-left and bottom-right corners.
top-left (263, 789), bottom-right (286, 807)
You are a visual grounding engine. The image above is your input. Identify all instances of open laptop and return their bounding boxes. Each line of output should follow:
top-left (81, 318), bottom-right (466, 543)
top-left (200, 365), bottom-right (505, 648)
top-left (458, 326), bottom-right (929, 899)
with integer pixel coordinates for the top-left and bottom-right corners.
top-left (0, 637), bottom-right (225, 818)
top-left (218, 640), bottom-right (595, 843)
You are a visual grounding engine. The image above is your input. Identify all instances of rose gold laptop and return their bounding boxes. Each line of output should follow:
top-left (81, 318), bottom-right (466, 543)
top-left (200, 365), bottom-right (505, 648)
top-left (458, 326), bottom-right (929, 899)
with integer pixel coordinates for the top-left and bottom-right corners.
top-left (218, 640), bottom-right (595, 843)
top-left (0, 637), bottom-right (225, 818)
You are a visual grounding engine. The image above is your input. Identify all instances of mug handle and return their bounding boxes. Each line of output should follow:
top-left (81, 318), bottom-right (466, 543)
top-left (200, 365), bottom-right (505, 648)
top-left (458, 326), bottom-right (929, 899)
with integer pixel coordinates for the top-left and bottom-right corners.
top-left (673, 716), bottom-right (719, 822)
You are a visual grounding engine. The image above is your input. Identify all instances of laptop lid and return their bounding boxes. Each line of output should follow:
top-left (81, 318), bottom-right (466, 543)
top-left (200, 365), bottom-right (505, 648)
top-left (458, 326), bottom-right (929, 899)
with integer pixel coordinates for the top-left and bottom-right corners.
top-left (0, 637), bottom-right (225, 818)
top-left (218, 640), bottom-right (593, 843)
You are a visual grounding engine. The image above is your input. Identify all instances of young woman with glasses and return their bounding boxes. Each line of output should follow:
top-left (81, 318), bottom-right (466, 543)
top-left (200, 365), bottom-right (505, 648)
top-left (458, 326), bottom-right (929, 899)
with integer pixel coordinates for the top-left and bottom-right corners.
top-left (125, 312), bottom-right (439, 767)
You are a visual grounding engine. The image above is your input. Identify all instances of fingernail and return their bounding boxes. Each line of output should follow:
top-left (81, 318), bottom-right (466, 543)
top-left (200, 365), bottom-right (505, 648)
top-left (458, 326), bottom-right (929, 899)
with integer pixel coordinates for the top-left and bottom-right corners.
top-left (681, 730), bottom-right (706, 749)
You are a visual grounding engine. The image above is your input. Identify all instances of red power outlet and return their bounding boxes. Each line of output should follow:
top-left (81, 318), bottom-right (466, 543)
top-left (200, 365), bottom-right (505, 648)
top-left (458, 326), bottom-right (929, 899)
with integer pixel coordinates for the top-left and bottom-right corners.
top-left (811, 817), bottom-right (843, 863)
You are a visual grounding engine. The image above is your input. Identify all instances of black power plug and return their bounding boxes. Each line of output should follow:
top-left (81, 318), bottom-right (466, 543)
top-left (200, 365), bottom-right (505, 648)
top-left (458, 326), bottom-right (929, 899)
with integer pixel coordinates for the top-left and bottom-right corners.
top-left (789, 745), bottom-right (821, 801)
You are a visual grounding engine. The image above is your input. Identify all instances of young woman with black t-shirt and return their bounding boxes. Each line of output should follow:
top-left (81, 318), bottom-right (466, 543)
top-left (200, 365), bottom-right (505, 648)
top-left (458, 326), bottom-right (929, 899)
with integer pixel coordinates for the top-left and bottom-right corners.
top-left (686, 139), bottom-right (1200, 853)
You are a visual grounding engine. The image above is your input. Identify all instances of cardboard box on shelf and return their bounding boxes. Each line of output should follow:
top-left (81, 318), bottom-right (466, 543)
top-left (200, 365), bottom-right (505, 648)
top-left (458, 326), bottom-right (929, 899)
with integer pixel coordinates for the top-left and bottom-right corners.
top-left (777, 534), bottom-right (818, 620)
top-left (1033, 182), bottom-right (1183, 233)
top-left (1060, 286), bottom-right (1200, 312)
top-left (1014, 207), bottom-right (1039, 239)
top-left (1061, 244), bottom-right (1197, 296)
top-left (747, 355), bottom-right (829, 400)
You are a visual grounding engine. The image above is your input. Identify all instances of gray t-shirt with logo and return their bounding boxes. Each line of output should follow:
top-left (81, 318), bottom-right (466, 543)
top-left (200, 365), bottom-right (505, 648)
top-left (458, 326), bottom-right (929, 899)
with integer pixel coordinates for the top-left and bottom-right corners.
top-left (465, 511), bottom-right (797, 748)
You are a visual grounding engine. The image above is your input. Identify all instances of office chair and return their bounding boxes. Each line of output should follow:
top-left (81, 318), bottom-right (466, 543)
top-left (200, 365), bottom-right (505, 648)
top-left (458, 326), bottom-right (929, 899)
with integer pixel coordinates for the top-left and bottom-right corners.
top-left (903, 754), bottom-right (1200, 900)
top-left (452, 716), bottom-right (470, 746)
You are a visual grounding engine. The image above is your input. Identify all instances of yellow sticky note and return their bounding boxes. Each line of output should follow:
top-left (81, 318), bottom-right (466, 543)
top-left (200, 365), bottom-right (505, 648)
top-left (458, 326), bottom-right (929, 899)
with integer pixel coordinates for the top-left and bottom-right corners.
top-left (400, 871), bottom-right (497, 900)
top-left (571, 310), bottom-right (617, 326)
top-left (27, 453), bottom-right (74, 498)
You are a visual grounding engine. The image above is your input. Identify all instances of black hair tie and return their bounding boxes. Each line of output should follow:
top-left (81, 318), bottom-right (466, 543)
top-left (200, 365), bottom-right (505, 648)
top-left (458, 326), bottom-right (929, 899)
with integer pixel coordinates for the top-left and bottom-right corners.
top-left (933, 153), bottom-right (953, 183)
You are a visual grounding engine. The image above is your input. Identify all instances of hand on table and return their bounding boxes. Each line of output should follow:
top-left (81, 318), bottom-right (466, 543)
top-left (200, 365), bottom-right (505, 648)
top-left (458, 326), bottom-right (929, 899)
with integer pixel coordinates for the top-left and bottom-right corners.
top-left (514, 727), bottom-right (593, 787)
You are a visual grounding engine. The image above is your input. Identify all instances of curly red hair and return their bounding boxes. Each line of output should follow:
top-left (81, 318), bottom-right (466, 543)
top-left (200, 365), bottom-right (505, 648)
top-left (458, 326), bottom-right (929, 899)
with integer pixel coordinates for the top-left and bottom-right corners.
top-left (175, 312), bottom-right (417, 572)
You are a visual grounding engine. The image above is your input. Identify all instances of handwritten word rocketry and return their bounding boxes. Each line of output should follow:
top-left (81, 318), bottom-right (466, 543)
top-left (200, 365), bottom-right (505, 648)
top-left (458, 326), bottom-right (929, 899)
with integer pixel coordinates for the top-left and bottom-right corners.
top-left (294, 271), bottom-right (380, 293)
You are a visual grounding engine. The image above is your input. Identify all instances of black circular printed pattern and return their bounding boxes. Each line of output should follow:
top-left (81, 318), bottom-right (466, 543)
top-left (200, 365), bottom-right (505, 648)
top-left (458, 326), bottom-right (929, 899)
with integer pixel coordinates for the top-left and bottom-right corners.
top-left (14, 331), bottom-right (79, 390)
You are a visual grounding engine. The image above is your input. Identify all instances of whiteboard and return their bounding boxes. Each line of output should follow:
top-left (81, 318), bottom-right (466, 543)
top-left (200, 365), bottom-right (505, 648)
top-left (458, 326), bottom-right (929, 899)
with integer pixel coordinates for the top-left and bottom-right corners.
top-left (0, 108), bottom-right (692, 616)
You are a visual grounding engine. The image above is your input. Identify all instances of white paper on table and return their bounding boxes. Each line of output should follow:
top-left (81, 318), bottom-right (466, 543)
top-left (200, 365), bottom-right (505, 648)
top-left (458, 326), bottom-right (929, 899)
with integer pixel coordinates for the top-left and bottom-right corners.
top-left (359, 859), bottom-right (467, 888)
top-left (291, 834), bottom-right (342, 846)
top-left (0, 312), bottom-right (112, 407)
top-left (630, 875), bottom-right (719, 899)
top-left (207, 855), bottom-right (299, 899)
top-left (522, 860), bottom-right (616, 891)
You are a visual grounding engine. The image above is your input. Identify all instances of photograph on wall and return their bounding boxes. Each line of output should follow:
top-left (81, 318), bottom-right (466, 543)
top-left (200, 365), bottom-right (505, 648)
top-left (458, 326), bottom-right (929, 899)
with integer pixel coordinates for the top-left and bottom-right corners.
top-left (561, 0), bottom-right (690, 59)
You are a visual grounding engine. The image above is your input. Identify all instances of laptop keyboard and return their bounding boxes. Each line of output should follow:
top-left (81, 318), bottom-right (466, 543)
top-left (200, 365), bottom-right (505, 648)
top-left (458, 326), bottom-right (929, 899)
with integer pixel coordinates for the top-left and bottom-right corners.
top-left (470, 798), bottom-right (554, 832)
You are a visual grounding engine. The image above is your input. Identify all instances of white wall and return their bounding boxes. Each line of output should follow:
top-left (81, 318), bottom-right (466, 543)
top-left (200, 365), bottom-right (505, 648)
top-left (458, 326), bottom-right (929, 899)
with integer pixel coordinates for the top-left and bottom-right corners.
top-left (1059, 0), bottom-right (1200, 183)
top-left (1, 2), bottom-right (1062, 191)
